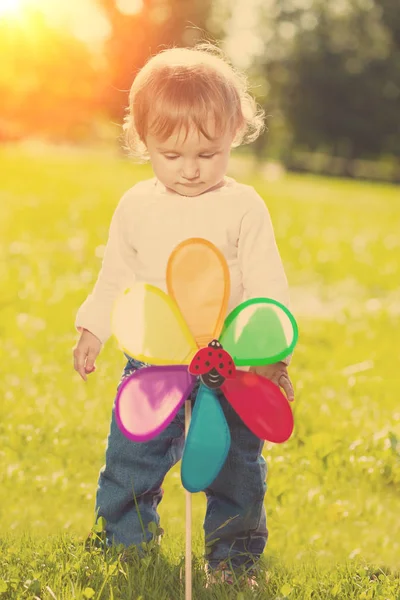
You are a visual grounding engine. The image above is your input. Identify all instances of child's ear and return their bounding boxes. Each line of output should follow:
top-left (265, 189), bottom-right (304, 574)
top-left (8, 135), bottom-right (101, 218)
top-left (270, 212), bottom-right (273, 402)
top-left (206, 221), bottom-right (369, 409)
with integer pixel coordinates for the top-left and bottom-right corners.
top-left (232, 120), bottom-right (246, 144)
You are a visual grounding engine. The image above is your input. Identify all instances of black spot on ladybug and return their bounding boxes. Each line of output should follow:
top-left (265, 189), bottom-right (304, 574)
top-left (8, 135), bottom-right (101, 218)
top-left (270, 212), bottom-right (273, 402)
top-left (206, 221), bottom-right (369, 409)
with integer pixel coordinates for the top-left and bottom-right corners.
top-left (228, 369), bottom-right (232, 375)
top-left (218, 353), bottom-right (222, 358)
top-left (195, 365), bottom-right (199, 370)
top-left (205, 361), bottom-right (210, 367)
top-left (228, 360), bottom-right (232, 365)
top-left (219, 363), bottom-right (224, 369)
top-left (208, 351), bottom-right (212, 356)
top-left (197, 356), bottom-right (201, 360)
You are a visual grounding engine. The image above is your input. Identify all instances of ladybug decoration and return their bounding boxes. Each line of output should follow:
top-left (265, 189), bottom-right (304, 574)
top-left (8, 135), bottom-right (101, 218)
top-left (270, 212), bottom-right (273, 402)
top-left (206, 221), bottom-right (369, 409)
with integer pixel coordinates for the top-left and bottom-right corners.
top-left (112, 238), bottom-right (298, 493)
top-left (189, 339), bottom-right (236, 389)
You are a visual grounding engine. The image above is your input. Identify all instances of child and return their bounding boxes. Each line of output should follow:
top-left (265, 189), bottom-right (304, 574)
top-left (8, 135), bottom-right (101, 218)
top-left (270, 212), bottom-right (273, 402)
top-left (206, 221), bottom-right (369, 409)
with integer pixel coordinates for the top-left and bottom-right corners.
top-left (73, 41), bottom-right (294, 587)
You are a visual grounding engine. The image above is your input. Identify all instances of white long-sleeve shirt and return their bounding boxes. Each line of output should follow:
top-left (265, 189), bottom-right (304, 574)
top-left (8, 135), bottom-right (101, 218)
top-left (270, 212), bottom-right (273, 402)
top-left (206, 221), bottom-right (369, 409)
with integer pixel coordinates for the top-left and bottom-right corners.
top-left (75, 175), bottom-right (292, 363)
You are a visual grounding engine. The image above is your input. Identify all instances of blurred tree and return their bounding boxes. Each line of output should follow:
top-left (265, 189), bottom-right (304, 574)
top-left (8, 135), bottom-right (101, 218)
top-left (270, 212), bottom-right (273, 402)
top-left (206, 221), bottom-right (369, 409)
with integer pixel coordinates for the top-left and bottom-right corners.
top-left (0, 10), bottom-right (102, 142)
top-left (376, 0), bottom-right (400, 47)
top-left (254, 0), bottom-right (400, 164)
top-left (97, 0), bottom-right (227, 121)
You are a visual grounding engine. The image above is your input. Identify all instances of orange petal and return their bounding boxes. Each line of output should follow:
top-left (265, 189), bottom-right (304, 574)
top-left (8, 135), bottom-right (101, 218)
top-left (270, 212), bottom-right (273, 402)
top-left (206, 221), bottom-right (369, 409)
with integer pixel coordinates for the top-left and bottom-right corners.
top-left (166, 238), bottom-right (230, 348)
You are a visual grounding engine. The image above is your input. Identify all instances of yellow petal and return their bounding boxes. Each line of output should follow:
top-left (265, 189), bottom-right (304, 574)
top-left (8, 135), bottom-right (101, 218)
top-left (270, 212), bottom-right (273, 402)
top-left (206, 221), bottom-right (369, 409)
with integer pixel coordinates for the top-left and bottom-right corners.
top-left (111, 283), bottom-right (197, 364)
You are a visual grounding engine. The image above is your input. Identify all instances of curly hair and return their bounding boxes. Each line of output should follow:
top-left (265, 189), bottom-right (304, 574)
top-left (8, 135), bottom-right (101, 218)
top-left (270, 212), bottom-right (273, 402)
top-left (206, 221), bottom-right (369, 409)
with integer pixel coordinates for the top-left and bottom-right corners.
top-left (122, 41), bottom-right (265, 162)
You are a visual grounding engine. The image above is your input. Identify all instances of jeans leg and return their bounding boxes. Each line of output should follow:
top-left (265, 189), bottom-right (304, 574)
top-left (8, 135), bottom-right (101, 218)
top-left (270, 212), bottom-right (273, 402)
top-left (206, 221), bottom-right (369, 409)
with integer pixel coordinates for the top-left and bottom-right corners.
top-left (203, 392), bottom-right (268, 571)
top-left (95, 360), bottom-right (185, 548)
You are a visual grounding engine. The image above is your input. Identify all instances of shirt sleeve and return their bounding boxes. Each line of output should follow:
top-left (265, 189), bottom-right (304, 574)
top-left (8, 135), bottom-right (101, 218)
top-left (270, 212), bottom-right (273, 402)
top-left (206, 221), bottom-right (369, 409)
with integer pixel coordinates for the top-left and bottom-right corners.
top-left (238, 191), bottom-right (293, 366)
top-left (74, 193), bottom-right (136, 345)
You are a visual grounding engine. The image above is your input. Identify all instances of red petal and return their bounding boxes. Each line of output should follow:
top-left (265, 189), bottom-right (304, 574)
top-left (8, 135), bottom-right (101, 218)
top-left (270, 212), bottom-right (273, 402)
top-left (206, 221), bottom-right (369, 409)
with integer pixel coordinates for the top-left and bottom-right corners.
top-left (221, 371), bottom-right (293, 443)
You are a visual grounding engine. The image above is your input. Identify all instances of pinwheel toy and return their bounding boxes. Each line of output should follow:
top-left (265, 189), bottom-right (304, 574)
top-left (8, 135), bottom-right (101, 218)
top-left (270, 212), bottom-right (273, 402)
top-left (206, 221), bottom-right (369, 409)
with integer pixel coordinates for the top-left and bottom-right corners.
top-left (111, 238), bottom-right (298, 599)
top-left (111, 238), bottom-right (298, 494)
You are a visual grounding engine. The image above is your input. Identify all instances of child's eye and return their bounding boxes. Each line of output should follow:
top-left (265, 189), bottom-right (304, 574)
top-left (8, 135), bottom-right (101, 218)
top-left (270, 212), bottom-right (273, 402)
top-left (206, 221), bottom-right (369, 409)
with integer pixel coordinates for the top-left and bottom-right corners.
top-left (163, 154), bottom-right (216, 160)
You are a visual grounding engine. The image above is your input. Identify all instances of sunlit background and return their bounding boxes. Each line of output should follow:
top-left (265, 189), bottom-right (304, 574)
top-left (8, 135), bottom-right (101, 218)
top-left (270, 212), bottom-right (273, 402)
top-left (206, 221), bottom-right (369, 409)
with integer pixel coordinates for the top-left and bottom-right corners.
top-left (1, 1), bottom-right (399, 597)
top-left (0, 0), bottom-right (399, 179)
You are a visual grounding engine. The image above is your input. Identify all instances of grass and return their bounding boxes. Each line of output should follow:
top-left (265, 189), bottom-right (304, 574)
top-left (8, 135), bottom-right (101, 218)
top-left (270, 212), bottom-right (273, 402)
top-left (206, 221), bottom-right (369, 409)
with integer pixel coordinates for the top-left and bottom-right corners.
top-left (0, 143), bottom-right (399, 599)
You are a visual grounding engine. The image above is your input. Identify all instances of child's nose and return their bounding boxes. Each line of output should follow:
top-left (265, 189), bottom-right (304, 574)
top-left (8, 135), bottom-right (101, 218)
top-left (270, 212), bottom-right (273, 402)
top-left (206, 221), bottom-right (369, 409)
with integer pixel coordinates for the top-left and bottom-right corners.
top-left (181, 161), bottom-right (200, 180)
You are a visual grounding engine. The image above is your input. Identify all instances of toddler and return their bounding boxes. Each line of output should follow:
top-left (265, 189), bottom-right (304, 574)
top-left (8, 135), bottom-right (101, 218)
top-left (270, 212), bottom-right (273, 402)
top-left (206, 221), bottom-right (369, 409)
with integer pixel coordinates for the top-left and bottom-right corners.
top-left (73, 41), bottom-right (294, 586)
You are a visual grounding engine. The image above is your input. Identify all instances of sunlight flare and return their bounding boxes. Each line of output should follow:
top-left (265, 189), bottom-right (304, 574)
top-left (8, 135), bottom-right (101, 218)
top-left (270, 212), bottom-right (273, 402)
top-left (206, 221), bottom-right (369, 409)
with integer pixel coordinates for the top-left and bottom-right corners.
top-left (0, 0), bottom-right (24, 16)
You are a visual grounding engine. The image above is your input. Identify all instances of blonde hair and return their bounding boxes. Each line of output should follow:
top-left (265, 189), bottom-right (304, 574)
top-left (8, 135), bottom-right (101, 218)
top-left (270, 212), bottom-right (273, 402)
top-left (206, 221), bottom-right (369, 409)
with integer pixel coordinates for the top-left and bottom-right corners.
top-left (122, 41), bottom-right (265, 162)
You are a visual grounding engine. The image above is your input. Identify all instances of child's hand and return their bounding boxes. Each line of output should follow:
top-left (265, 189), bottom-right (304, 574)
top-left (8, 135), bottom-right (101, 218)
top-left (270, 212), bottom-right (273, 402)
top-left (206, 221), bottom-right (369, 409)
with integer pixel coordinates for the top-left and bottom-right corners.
top-left (73, 329), bottom-right (102, 381)
top-left (249, 362), bottom-right (294, 402)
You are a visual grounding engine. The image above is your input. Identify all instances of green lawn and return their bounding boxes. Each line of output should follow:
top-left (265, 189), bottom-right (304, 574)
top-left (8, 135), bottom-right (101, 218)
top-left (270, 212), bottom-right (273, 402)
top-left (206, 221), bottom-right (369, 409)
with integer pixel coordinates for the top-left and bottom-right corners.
top-left (0, 144), bottom-right (399, 599)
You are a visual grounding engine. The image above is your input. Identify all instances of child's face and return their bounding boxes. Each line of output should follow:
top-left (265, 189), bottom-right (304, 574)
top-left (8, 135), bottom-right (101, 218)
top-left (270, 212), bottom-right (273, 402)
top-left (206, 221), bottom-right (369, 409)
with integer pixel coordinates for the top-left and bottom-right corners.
top-left (145, 122), bottom-right (235, 196)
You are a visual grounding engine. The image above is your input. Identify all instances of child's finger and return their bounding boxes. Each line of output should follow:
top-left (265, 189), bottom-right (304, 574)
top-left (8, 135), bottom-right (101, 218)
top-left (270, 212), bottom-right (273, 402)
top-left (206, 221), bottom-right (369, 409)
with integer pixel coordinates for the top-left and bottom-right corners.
top-left (279, 374), bottom-right (295, 402)
top-left (85, 348), bottom-right (98, 373)
top-left (73, 348), bottom-right (87, 381)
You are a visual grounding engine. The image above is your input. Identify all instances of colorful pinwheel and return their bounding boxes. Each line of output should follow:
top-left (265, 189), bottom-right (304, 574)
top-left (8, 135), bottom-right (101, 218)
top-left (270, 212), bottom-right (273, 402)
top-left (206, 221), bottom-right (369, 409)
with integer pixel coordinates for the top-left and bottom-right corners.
top-left (111, 238), bottom-right (298, 493)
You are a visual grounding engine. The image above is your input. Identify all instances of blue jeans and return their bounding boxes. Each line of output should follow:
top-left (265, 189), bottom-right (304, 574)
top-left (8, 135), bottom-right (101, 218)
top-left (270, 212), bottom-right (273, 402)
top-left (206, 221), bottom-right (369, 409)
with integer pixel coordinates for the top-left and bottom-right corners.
top-left (95, 356), bottom-right (268, 570)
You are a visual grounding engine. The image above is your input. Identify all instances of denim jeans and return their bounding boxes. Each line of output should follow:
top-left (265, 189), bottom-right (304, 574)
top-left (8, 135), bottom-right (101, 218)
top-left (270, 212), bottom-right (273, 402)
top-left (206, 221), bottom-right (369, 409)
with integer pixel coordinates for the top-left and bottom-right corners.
top-left (95, 355), bottom-right (268, 570)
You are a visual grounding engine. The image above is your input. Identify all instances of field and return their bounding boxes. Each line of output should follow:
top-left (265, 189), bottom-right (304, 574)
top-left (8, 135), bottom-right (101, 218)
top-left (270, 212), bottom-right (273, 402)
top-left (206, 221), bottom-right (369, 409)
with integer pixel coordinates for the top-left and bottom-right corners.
top-left (0, 144), bottom-right (399, 599)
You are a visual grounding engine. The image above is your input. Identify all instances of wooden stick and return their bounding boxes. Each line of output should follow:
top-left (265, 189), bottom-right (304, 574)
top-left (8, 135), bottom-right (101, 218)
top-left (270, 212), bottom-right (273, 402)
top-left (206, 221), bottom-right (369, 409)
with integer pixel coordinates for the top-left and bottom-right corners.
top-left (184, 399), bottom-right (192, 600)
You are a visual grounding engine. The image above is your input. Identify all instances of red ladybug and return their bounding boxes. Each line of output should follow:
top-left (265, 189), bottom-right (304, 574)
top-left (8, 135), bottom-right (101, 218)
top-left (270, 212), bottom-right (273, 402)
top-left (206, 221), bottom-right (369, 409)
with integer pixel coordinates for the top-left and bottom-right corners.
top-left (189, 339), bottom-right (236, 389)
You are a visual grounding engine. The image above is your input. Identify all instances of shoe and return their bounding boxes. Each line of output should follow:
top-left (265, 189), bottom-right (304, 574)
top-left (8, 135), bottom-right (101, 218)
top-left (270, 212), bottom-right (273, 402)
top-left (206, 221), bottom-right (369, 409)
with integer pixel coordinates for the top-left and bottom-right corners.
top-left (205, 563), bottom-right (258, 589)
top-left (84, 525), bottom-right (163, 554)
